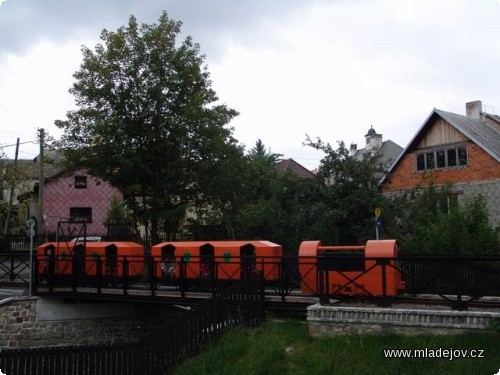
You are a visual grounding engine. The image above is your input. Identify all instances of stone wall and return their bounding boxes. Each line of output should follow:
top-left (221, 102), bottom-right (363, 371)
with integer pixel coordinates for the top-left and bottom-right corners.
top-left (0, 296), bottom-right (184, 348)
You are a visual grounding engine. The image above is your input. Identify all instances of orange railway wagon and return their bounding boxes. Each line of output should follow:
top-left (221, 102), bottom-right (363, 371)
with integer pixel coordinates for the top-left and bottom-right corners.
top-left (211, 241), bottom-right (282, 281)
top-left (81, 242), bottom-right (144, 278)
top-left (151, 241), bottom-right (282, 282)
top-left (37, 242), bottom-right (73, 278)
top-left (298, 239), bottom-right (405, 297)
top-left (37, 241), bottom-right (144, 281)
top-left (150, 241), bottom-right (208, 279)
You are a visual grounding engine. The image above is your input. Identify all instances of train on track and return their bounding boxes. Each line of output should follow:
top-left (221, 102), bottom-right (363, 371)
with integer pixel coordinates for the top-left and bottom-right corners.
top-left (36, 238), bottom-right (406, 298)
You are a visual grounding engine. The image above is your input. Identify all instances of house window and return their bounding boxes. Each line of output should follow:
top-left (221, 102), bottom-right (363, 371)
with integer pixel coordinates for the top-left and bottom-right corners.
top-left (425, 152), bottom-right (435, 169)
top-left (416, 154), bottom-right (425, 171)
top-left (436, 150), bottom-right (446, 168)
top-left (70, 207), bottom-right (92, 223)
top-left (447, 148), bottom-right (457, 166)
top-left (439, 194), bottom-right (459, 214)
top-left (415, 145), bottom-right (468, 171)
top-left (458, 147), bottom-right (468, 165)
top-left (75, 176), bottom-right (87, 189)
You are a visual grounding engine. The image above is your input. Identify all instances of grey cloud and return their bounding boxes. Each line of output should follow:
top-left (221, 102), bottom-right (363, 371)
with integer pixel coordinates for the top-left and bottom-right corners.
top-left (0, 0), bottom-right (310, 60)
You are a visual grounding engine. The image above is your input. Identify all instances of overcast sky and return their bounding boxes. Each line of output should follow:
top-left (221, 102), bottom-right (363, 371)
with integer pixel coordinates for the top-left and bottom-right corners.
top-left (1, 0), bottom-right (500, 169)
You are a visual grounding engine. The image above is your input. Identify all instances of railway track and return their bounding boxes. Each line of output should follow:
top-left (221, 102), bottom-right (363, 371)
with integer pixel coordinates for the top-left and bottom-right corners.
top-left (392, 295), bottom-right (500, 309)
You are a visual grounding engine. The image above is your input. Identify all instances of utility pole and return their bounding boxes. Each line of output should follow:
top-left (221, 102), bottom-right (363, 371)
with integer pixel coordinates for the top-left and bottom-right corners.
top-left (38, 128), bottom-right (45, 236)
top-left (3, 137), bottom-right (20, 235)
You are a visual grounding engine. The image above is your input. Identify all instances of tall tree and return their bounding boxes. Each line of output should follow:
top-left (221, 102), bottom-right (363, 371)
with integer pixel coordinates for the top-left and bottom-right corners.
top-left (305, 137), bottom-right (385, 244)
top-left (55, 13), bottom-right (240, 241)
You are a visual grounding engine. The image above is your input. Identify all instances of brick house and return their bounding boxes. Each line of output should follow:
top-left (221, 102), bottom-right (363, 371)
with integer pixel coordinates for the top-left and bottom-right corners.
top-left (381, 100), bottom-right (500, 228)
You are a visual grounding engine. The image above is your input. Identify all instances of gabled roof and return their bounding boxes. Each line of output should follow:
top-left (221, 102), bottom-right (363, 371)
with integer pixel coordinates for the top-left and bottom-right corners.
top-left (32, 149), bottom-right (64, 179)
top-left (435, 109), bottom-right (500, 162)
top-left (381, 108), bottom-right (500, 183)
top-left (275, 158), bottom-right (316, 179)
top-left (1, 156), bottom-right (61, 181)
top-left (353, 140), bottom-right (403, 171)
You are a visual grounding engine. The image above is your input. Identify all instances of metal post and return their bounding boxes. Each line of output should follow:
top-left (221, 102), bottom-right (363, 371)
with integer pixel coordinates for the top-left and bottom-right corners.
top-left (9, 252), bottom-right (15, 281)
top-left (280, 256), bottom-right (286, 302)
top-left (27, 219), bottom-right (35, 296)
top-left (123, 256), bottom-right (129, 294)
top-left (318, 260), bottom-right (328, 305)
top-left (38, 128), bottom-right (45, 237)
top-left (180, 258), bottom-right (186, 299)
top-left (97, 256), bottom-right (102, 294)
top-left (212, 260), bottom-right (218, 297)
top-left (376, 259), bottom-right (391, 307)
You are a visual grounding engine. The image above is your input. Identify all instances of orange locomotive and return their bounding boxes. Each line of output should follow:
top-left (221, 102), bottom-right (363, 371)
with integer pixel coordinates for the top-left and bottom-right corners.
top-left (298, 239), bottom-right (405, 297)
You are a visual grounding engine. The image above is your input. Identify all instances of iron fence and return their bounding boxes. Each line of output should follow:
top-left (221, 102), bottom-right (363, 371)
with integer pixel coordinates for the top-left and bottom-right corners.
top-left (1, 249), bottom-right (499, 310)
top-left (0, 251), bottom-right (30, 285)
top-left (0, 274), bottom-right (265, 375)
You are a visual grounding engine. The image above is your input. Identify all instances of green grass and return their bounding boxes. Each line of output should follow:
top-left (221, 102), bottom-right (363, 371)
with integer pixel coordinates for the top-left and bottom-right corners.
top-left (174, 317), bottom-right (500, 375)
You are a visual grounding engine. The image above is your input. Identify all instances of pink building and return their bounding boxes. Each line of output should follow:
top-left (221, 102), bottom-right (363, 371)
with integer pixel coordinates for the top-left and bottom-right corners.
top-left (29, 171), bottom-right (123, 236)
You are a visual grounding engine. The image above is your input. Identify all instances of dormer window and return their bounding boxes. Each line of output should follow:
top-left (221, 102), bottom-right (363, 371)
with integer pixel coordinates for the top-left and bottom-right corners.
top-left (416, 145), bottom-right (467, 171)
top-left (75, 176), bottom-right (87, 189)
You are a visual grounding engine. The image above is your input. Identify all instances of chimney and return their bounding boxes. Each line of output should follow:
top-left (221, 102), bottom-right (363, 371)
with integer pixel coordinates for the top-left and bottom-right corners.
top-left (466, 100), bottom-right (482, 119)
top-left (350, 143), bottom-right (358, 156)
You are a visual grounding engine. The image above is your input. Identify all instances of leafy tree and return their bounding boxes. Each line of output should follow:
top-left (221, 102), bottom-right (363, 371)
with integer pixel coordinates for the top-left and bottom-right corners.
top-left (216, 140), bottom-right (325, 252)
top-left (55, 13), bottom-right (240, 242)
top-left (383, 185), bottom-right (500, 254)
top-left (104, 195), bottom-right (137, 240)
top-left (305, 137), bottom-right (385, 244)
top-left (184, 139), bottom-right (281, 241)
top-left (0, 152), bottom-right (30, 234)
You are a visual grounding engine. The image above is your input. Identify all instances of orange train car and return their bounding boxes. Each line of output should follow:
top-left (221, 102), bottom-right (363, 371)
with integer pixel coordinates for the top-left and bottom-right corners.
top-left (37, 241), bottom-right (144, 280)
top-left (150, 241), bottom-right (282, 281)
top-left (37, 242), bottom-right (72, 278)
top-left (298, 239), bottom-right (405, 297)
top-left (80, 242), bottom-right (144, 278)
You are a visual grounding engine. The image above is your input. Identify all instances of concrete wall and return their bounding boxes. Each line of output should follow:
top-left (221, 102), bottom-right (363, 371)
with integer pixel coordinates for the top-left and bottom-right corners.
top-left (307, 304), bottom-right (500, 336)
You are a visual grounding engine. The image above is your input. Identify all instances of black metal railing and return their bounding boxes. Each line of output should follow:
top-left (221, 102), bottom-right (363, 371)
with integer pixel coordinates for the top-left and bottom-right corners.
top-left (0, 235), bottom-right (41, 253)
top-left (0, 274), bottom-right (265, 375)
top-left (2, 250), bottom-right (499, 310)
top-left (33, 254), bottom-right (281, 297)
top-left (0, 252), bottom-right (30, 285)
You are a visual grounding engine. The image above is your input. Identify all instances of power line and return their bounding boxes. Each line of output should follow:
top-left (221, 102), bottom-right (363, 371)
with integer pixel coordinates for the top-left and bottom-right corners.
top-left (0, 140), bottom-right (37, 148)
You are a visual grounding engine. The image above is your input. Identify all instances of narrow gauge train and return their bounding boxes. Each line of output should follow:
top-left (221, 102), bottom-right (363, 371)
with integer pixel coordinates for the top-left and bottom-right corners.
top-left (37, 241), bottom-right (144, 285)
top-left (36, 239), bottom-right (404, 297)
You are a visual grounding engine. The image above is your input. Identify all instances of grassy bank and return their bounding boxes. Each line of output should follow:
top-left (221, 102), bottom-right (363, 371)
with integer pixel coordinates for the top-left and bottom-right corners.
top-left (174, 317), bottom-right (499, 375)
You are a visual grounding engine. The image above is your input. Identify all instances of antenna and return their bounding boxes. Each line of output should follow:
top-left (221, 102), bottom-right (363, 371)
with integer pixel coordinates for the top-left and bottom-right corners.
top-left (483, 104), bottom-right (495, 115)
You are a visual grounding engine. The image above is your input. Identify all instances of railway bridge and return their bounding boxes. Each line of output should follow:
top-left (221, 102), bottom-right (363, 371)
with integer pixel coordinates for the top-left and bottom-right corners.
top-left (2, 247), bottom-right (500, 311)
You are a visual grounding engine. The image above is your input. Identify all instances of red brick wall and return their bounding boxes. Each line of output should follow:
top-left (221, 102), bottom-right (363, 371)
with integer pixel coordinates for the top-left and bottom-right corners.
top-left (43, 173), bottom-right (123, 235)
top-left (382, 142), bottom-right (500, 192)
